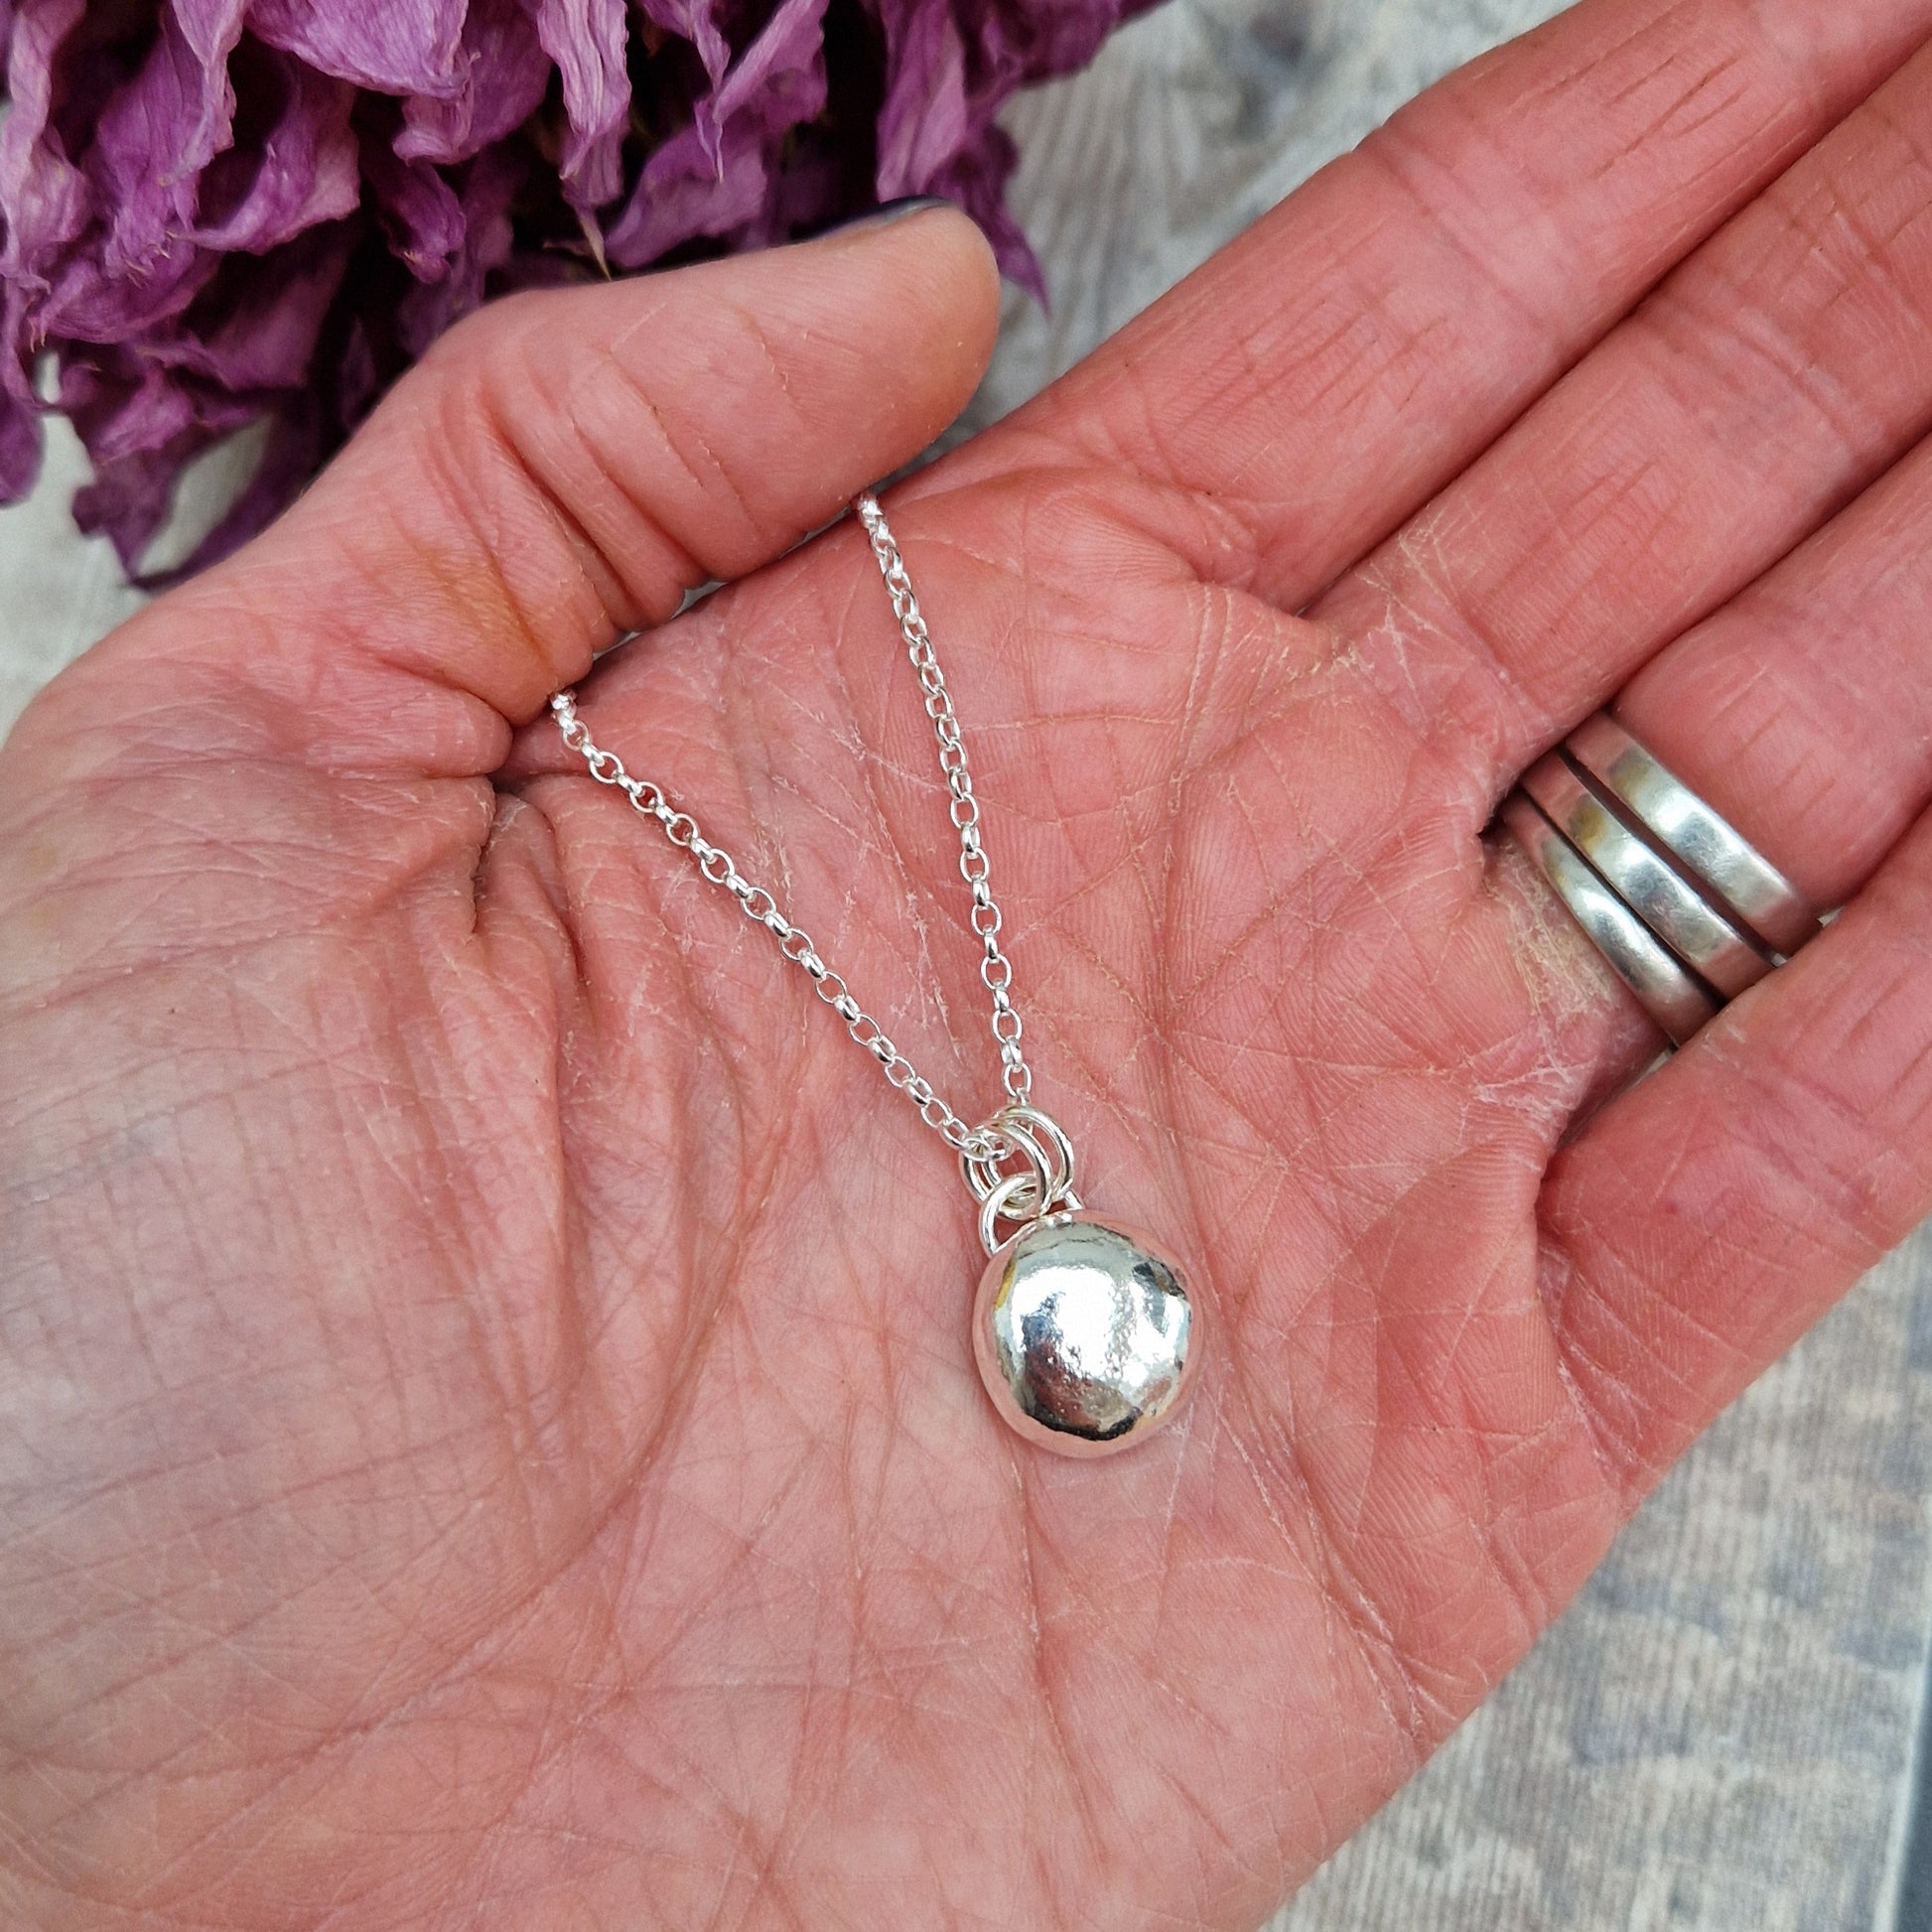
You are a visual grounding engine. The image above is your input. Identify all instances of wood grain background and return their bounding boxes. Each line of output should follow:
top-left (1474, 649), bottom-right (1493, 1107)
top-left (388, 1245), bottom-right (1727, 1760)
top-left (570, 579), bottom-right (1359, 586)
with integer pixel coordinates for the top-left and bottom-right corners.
top-left (4, 2), bottom-right (1929, 1925)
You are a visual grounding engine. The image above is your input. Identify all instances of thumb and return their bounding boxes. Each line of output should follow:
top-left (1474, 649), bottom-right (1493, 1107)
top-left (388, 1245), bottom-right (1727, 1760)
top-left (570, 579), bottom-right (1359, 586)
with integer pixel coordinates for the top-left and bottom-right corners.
top-left (12, 204), bottom-right (1000, 779)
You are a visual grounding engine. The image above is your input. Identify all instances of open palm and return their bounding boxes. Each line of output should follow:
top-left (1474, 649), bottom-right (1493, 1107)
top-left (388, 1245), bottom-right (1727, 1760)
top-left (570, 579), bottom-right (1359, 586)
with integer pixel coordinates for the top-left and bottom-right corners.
top-left (13, 0), bottom-right (1932, 1923)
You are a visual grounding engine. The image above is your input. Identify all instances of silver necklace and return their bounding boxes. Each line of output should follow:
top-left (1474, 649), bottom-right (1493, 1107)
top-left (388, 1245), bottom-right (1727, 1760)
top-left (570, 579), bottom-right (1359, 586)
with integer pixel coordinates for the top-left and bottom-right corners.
top-left (551, 492), bottom-right (1201, 1456)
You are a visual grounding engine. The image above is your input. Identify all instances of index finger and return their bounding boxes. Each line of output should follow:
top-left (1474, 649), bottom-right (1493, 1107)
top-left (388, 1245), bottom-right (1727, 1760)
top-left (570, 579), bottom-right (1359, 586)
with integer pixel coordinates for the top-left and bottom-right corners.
top-left (996, 0), bottom-right (1932, 609)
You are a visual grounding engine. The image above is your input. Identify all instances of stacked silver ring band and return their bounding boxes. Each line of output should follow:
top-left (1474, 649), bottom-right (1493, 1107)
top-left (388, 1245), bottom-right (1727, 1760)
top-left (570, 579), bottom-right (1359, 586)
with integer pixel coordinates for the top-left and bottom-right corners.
top-left (1502, 713), bottom-right (1823, 1044)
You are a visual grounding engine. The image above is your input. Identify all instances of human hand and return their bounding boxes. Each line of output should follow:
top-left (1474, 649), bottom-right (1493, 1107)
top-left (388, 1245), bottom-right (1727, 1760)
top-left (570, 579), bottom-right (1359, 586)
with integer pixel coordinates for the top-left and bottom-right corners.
top-left (10, 0), bottom-right (1932, 1922)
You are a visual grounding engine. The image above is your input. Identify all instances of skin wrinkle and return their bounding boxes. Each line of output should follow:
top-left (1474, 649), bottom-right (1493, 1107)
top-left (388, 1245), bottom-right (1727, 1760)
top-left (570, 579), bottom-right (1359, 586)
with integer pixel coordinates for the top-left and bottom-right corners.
top-left (1219, 1128), bottom-right (1437, 1710)
top-left (532, 290), bottom-right (732, 594)
top-left (0, 658), bottom-right (284, 798)
top-left (1712, 1031), bottom-right (1919, 1254)
top-left (462, 329), bottom-right (641, 646)
top-left (1826, 86), bottom-right (1932, 275)
top-left (1353, 121), bottom-right (1569, 353)
top-left (1105, 0), bottom-right (1839, 618)
top-left (1418, 1237), bottom-right (1587, 1636)
top-left (1596, 35), bottom-right (1754, 149)
top-left (1224, 1416), bottom-right (1419, 1786)
top-left (599, 328), bottom-right (758, 556)
top-left (0, 769), bottom-right (491, 1011)
top-left (1189, 865), bottom-right (1599, 1708)
top-left (809, 552), bottom-right (992, 1116)
top-left (1010, 1476), bottom-right (1109, 1921)
top-left (1329, 57), bottom-right (1932, 793)
top-left (557, 780), bottom-right (756, 1311)
top-left (410, 375), bottom-right (593, 700)
top-left (1169, 720), bottom-right (1444, 1022)
top-left (1536, 1195), bottom-right (1713, 1495)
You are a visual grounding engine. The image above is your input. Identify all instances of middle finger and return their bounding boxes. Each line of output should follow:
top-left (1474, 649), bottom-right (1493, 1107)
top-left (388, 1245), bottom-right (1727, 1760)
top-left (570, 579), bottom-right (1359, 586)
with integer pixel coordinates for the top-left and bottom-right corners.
top-left (1609, 421), bottom-right (1932, 912)
top-left (1313, 32), bottom-right (1932, 797)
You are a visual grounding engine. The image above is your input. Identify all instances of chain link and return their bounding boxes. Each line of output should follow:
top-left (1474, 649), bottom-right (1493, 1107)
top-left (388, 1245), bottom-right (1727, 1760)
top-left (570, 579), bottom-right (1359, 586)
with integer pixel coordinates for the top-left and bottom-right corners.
top-left (549, 491), bottom-right (1032, 1165)
top-left (855, 491), bottom-right (1032, 1110)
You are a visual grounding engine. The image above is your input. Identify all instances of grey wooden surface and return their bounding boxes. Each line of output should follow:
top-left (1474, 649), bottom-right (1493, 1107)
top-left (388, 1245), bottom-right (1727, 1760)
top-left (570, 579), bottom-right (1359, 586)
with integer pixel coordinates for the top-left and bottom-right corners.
top-left (5, 3), bottom-right (1932, 1926)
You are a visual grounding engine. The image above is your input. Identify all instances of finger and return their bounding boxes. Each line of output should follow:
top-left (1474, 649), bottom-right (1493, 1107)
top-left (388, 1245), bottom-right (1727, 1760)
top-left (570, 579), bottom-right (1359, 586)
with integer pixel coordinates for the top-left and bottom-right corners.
top-left (992, 0), bottom-right (1932, 608)
top-left (1537, 808), bottom-right (1932, 1494)
top-left (9, 207), bottom-right (1000, 780)
top-left (1315, 36), bottom-right (1932, 792)
top-left (1606, 428), bottom-right (1932, 909)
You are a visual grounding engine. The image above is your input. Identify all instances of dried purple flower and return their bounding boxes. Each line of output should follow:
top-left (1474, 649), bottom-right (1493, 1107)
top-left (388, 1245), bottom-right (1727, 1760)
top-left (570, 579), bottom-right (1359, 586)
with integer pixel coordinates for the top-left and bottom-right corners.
top-left (1, 0), bottom-right (1150, 581)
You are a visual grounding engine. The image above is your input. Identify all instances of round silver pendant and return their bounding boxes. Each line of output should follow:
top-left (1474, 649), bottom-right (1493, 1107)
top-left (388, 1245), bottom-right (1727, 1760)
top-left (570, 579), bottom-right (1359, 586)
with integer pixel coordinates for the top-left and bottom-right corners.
top-left (972, 1210), bottom-right (1200, 1456)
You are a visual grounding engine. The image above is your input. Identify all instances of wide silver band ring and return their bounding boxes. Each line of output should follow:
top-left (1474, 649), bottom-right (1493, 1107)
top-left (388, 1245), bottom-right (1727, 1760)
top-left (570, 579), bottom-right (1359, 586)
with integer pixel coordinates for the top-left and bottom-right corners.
top-left (1566, 714), bottom-right (1819, 957)
top-left (1502, 712), bottom-right (1823, 1045)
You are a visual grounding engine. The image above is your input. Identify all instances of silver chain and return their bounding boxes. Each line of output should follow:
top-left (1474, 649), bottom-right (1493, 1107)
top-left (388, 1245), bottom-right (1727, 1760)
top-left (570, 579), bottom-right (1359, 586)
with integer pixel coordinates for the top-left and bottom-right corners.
top-left (550, 490), bottom-right (1032, 1167)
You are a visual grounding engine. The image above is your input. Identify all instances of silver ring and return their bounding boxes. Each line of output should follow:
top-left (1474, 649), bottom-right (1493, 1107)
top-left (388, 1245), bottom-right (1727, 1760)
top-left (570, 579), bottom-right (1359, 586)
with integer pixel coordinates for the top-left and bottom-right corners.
top-left (1502, 795), bottom-right (1720, 1045)
top-left (1502, 711), bottom-right (1825, 1047)
top-left (960, 1104), bottom-right (1077, 1209)
top-left (1519, 753), bottom-right (1775, 1000)
top-left (1566, 713), bottom-right (1819, 958)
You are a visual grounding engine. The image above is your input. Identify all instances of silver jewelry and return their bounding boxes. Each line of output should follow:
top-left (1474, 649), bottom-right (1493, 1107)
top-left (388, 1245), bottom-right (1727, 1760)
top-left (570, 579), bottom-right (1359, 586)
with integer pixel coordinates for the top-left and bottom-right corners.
top-left (1565, 714), bottom-right (1819, 956)
top-left (1519, 753), bottom-right (1773, 1000)
top-left (551, 492), bottom-right (1201, 1457)
top-left (1502, 793), bottom-right (1720, 1043)
top-left (1503, 710), bottom-right (1822, 1043)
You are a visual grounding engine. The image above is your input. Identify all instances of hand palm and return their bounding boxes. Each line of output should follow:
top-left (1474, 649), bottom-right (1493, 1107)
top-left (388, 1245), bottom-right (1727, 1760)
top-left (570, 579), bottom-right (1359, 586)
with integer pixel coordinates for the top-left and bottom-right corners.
top-left (13, 3), bottom-right (1932, 1924)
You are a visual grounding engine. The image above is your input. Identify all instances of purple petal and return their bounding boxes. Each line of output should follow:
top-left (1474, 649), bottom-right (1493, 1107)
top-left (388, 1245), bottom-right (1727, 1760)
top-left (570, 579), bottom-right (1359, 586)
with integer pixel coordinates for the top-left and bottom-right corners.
top-left (71, 441), bottom-right (193, 568)
top-left (0, 378), bottom-right (40, 501)
top-left (605, 0), bottom-right (829, 264)
top-left (873, 1), bottom-right (968, 200)
top-left (359, 123), bottom-right (466, 281)
top-left (246, 0), bottom-right (468, 96)
top-left (706, 0), bottom-right (826, 130)
top-left (604, 117), bottom-right (768, 266)
top-left (39, 234), bottom-right (221, 341)
top-left (135, 396), bottom-right (328, 586)
top-left (397, 0), bottom-right (549, 165)
top-left (634, 0), bottom-right (730, 103)
top-left (924, 122), bottom-right (1042, 301)
top-left (394, 141), bottom-right (525, 353)
top-left (867, 0), bottom-right (1084, 299)
top-left (85, 4), bottom-right (246, 273)
top-left (64, 343), bottom-right (259, 569)
top-left (0, 0), bottom-right (93, 297)
top-left (533, 0), bottom-right (630, 208)
top-left (63, 347), bottom-right (199, 464)
top-left (335, 314), bottom-right (381, 425)
top-left (153, 220), bottom-right (359, 388)
top-left (7, 0), bottom-right (1141, 578)
top-left (15, 2), bottom-right (246, 344)
top-left (194, 45), bottom-right (361, 252)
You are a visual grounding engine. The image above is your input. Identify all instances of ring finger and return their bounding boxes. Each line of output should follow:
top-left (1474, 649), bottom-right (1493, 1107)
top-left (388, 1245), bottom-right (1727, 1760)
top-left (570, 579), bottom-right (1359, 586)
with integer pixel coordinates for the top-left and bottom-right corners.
top-left (1488, 388), bottom-right (1932, 1071)
top-left (1311, 27), bottom-right (1932, 822)
top-left (1608, 426), bottom-right (1932, 913)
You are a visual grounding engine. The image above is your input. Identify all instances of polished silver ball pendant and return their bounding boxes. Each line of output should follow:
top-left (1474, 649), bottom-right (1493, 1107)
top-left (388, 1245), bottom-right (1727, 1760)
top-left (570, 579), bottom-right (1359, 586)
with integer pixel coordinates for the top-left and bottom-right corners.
top-left (973, 1210), bottom-right (1200, 1456)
